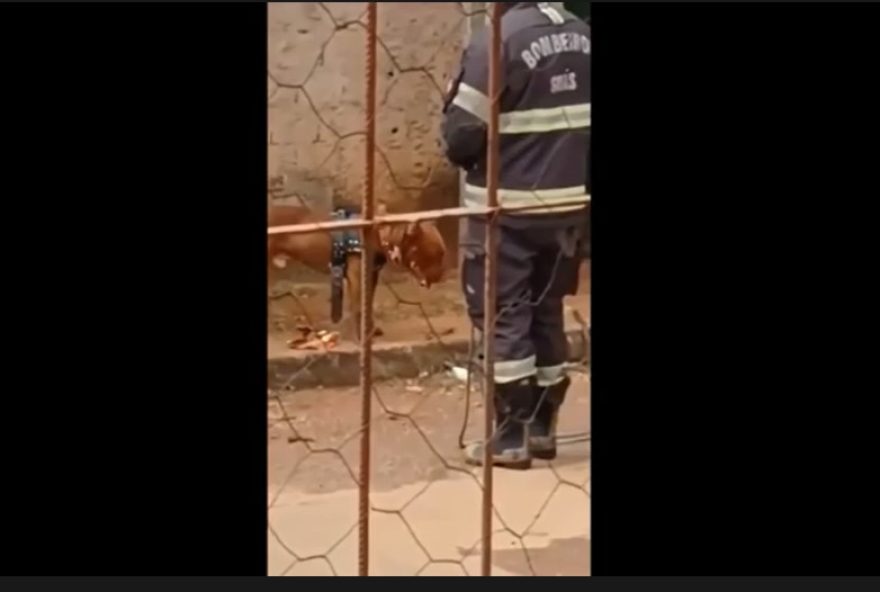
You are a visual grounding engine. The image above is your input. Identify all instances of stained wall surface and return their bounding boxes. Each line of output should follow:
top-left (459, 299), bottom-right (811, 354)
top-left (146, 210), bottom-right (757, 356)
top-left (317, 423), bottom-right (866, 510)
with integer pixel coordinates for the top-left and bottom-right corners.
top-left (268, 2), bottom-right (467, 254)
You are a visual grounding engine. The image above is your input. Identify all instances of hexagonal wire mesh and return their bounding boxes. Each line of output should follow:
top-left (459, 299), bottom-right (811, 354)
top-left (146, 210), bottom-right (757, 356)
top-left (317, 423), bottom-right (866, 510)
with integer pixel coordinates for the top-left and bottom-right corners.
top-left (268, 2), bottom-right (590, 576)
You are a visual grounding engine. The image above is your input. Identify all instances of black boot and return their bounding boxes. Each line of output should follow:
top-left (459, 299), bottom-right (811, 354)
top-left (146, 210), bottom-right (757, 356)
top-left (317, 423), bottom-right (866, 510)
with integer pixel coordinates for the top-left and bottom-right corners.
top-left (529, 376), bottom-right (571, 460)
top-left (463, 377), bottom-right (535, 470)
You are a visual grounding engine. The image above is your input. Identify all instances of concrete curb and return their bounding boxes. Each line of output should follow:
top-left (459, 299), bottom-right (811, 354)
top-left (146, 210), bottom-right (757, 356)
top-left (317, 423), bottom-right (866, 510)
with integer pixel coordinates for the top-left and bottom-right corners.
top-left (268, 328), bottom-right (589, 391)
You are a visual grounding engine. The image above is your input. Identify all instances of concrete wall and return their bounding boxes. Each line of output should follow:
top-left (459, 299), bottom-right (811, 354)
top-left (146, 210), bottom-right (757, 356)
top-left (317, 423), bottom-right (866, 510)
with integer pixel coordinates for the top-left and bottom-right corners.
top-left (268, 2), bottom-right (466, 254)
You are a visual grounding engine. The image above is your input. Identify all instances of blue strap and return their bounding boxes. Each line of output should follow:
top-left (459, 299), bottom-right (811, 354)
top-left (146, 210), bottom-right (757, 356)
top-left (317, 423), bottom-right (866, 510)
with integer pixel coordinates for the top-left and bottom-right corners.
top-left (330, 208), bottom-right (360, 267)
top-left (329, 209), bottom-right (363, 323)
top-left (327, 208), bottom-right (387, 323)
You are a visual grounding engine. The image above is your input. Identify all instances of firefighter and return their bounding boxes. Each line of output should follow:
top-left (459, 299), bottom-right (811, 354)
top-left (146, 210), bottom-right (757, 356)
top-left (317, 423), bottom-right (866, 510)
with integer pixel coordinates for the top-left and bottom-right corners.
top-left (441, 2), bottom-right (590, 469)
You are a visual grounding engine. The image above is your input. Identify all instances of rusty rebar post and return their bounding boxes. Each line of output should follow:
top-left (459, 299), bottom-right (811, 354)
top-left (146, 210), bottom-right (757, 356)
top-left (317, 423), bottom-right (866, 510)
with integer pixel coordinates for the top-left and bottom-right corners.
top-left (480, 1), bottom-right (503, 578)
top-left (358, 0), bottom-right (378, 578)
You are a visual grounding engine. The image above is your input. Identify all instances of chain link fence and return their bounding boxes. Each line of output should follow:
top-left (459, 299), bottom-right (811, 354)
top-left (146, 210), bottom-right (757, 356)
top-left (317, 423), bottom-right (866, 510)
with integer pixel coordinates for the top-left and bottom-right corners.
top-left (268, 2), bottom-right (590, 576)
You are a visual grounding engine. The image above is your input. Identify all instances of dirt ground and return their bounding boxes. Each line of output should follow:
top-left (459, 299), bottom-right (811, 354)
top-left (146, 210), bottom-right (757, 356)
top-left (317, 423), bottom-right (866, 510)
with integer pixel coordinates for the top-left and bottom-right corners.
top-left (267, 259), bottom-right (591, 576)
top-left (268, 372), bottom-right (591, 576)
top-left (268, 260), bottom-right (590, 357)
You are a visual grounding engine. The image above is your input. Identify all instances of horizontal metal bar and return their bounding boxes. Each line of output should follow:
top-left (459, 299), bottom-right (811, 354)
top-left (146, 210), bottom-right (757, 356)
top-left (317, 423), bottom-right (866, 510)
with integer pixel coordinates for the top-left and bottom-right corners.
top-left (266, 198), bottom-right (590, 236)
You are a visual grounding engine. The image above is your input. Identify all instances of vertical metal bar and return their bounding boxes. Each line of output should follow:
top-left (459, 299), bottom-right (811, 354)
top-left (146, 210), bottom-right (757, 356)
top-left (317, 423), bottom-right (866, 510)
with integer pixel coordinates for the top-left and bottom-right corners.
top-left (480, 0), bottom-right (502, 578)
top-left (358, 0), bottom-right (378, 578)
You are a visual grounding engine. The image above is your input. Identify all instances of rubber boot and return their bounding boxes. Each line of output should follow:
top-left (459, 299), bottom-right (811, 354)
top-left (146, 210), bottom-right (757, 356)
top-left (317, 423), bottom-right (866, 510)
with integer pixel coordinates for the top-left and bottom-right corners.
top-left (529, 376), bottom-right (571, 460)
top-left (463, 377), bottom-right (535, 470)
